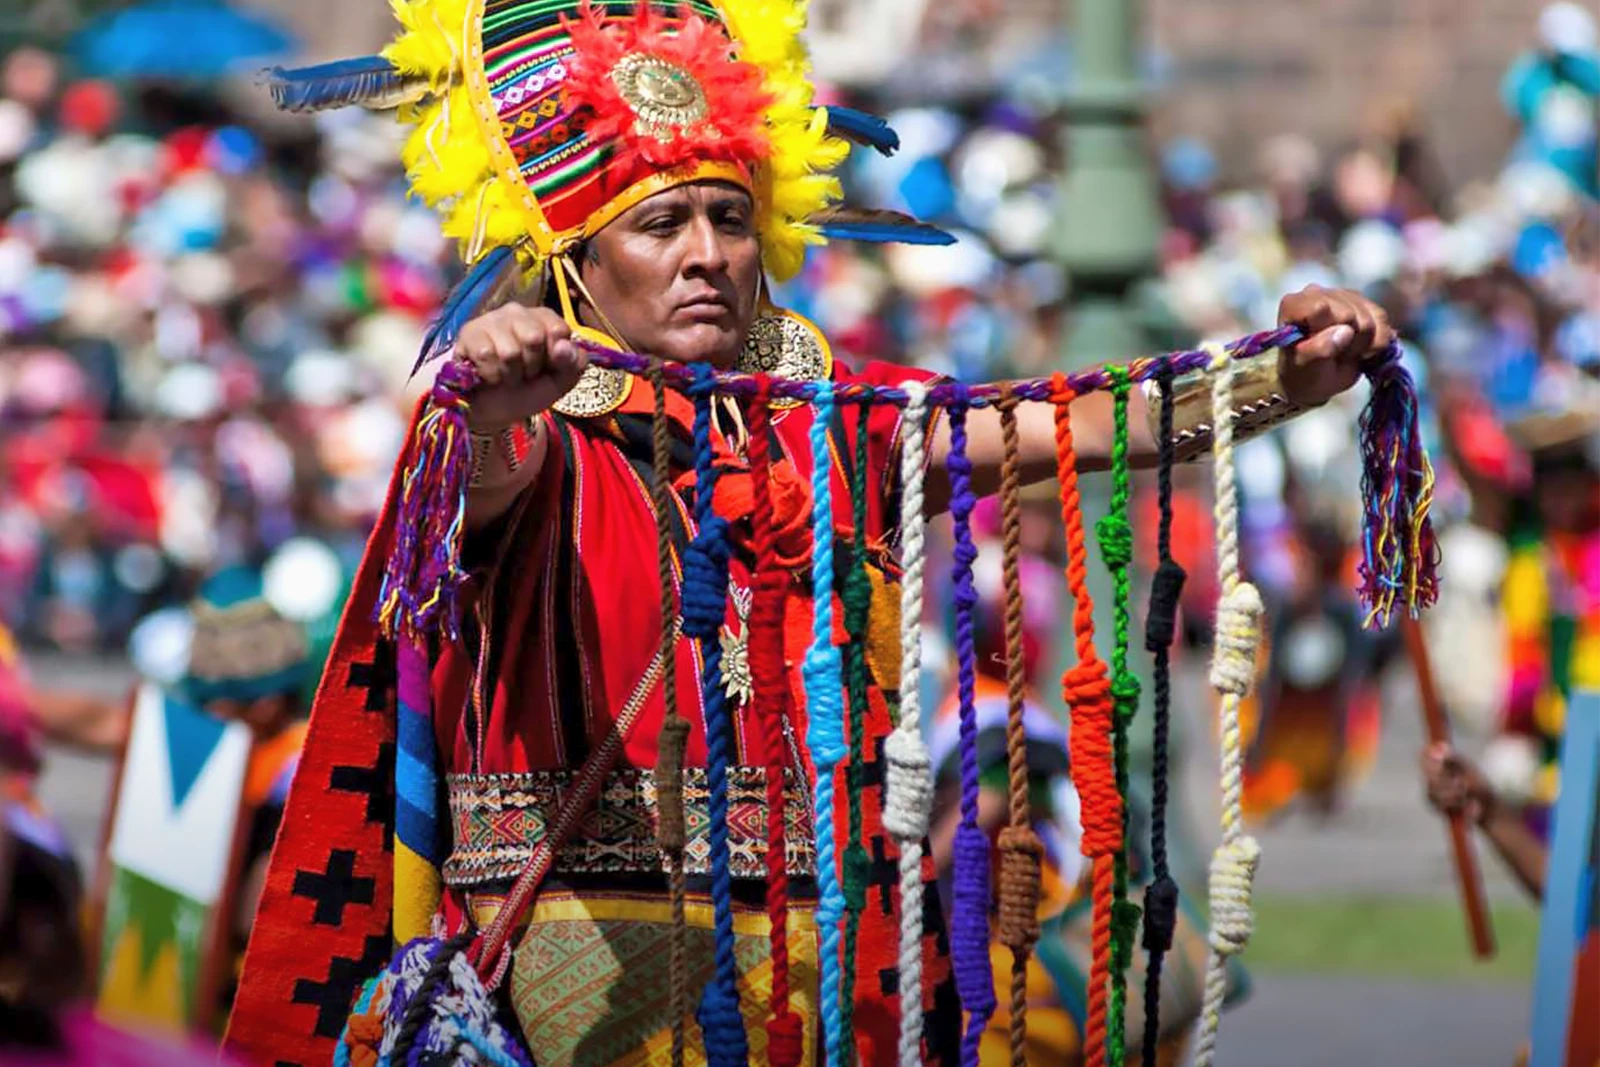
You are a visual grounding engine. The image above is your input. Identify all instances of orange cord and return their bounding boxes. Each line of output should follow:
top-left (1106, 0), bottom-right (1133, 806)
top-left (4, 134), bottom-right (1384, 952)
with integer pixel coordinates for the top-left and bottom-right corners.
top-left (1051, 375), bottom-right (1120, 1067)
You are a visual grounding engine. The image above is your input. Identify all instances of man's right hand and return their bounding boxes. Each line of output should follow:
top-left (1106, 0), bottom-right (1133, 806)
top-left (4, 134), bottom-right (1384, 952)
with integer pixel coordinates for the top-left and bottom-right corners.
top-left (455, 304), bottom-right (589, 431)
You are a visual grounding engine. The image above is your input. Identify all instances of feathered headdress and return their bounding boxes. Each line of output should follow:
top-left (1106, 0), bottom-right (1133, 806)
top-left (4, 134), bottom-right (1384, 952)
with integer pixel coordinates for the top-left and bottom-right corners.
top-left (267, 0), bottom-right (949, 364)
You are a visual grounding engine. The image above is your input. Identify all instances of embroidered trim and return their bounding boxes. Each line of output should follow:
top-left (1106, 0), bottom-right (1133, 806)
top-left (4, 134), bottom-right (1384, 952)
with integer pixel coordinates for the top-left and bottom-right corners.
top-left (444, 766), bottom-right (816, 885)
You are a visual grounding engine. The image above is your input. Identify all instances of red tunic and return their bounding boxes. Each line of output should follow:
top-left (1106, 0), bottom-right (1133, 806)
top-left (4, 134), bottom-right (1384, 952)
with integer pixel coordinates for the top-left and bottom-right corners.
top-left (434, 358), bottom-right (961, 1067)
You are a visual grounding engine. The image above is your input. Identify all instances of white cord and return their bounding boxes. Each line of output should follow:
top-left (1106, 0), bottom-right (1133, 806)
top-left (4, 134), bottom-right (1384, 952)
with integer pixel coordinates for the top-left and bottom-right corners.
top-left (1193, 344), bottom-right (1265, 1067)
top-left (883, 380), bottom-right (933, 1067)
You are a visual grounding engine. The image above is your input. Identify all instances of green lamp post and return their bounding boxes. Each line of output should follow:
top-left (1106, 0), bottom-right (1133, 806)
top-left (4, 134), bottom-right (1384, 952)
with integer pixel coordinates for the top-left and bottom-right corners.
top-left (1052, 0), bottom-right (1164, 753)
top-left (1053, 0), bottom-right (1164, 370)
top-left (1052, 0), bottom-right (1207, 880)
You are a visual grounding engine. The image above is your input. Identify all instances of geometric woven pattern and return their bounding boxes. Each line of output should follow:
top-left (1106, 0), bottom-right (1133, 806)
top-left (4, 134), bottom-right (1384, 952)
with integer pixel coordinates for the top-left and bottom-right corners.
top-left (445, 766), bottom-right (816, 886)
top-left (510, 893), bottom-right (819, 1067)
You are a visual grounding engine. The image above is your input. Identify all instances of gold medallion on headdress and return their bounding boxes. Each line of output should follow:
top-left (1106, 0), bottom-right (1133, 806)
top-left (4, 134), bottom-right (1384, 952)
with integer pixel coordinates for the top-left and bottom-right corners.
top-left (612, 53), bottom-right (708, 141)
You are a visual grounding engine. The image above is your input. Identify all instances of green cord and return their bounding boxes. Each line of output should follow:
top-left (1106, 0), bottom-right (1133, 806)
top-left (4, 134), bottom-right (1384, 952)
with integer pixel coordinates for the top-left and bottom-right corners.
top-left (839, 399), bottom-right (874, 1064)
top-left (1095, 366), bottom-right (1143, 1067)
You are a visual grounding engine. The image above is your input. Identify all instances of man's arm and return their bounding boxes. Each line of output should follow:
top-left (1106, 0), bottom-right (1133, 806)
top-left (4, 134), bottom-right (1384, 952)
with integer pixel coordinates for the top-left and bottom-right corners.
top-left (923, 388), bottom-right (1145, 514)
top-left (925, 285), bottom-right (1393, 516)
top-left (465, 417), bottom-right (551, 532)
top-left (1422, 742), bottom-right (1548, 901)
top-left (27, 687), bottom-right (128, 753)
top-left (425, 303), bottom-right (587, 532)
top-left (1480, 806), bottom-right (1548, 900)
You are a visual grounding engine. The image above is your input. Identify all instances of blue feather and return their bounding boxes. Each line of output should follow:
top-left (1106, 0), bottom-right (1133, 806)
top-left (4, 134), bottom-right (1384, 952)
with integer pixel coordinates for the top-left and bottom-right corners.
top-left (818, 210), bottom-right (956, 246)
top-left (823, 107), bottom-right (900, 156)
top-left (266, 56), bottom-right (426, 113)
top-left (414, 246), bottom-right (520, 375)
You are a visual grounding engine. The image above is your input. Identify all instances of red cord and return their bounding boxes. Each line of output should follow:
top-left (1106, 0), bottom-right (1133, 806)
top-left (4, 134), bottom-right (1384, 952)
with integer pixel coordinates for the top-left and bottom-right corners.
top-left (746, 378), bottom-right (803, 1067)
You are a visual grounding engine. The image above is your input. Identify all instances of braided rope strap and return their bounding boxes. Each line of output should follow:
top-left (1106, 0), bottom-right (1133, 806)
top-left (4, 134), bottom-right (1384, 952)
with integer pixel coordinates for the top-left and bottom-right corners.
top-left (682, 364), bottom-right (749, 1067)
top-left (1049, 374), bottom-right (1119, 1067)
top-left (649, 359), bottom-right (691, 1067)
top-left (884, 380), bottom-right (934, 1067)
top-left (1192, 343), bottom-right (1265, 1067)
top-left (995, 385), bottom-right (1044, 1067)
top-left (804, 380), bottom-right (849, 1067)
top-left (745, 377), bottom-right (804, 1067)
top-left (946, 384), bottom-right (997, 1067)
top-left (1141, 361), bottom-right (1186, 1067)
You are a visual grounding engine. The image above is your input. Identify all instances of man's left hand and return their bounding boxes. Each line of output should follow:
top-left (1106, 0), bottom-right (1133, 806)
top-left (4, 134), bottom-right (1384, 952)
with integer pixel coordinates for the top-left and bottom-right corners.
top-left (1276, 285), bottom-right (1396, 409)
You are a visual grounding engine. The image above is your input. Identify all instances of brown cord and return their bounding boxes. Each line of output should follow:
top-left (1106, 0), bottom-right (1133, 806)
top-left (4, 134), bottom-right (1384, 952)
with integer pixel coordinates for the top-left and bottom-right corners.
top-left (648, 357), bottom-right (689, 1067)
top-left (995, 385), bottom-right (1043, 1067)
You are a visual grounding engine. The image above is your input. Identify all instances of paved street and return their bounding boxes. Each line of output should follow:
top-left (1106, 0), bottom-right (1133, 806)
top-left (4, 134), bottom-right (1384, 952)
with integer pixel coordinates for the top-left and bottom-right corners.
top-left (1174, 661), bottom-right (1527, 901)
top-left (1216, 975), bottom-right (1528, 1067)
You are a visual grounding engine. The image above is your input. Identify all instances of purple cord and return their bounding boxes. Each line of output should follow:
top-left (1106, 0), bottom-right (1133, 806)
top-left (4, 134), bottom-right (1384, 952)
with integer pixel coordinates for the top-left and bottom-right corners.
top-left (378, 358), bottom-right (478, 643)
top-left (558, 326), bottom-right (1305, 407)
top-left (944, 387), bottom-right (995, 1067)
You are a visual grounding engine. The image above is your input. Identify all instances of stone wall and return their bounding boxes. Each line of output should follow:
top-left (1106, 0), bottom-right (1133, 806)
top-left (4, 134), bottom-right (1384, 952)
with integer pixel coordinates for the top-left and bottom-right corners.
top-left (1143, 0), bottom-right (1540, 186)
top-left (247, 0), bottom-right (1551, 189)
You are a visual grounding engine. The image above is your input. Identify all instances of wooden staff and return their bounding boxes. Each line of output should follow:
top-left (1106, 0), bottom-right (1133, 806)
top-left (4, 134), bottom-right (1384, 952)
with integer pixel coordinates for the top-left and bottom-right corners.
top-left (1401, 614), bottom-right (1496, 959)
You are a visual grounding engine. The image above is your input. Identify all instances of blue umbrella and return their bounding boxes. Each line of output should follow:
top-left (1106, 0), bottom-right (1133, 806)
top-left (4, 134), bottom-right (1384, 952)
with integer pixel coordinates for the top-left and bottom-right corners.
top-left (71, 0), bottom-right (298, 81)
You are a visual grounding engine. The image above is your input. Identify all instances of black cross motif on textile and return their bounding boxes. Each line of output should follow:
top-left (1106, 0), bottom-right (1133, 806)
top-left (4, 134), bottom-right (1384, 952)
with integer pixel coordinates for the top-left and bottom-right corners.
top-left (292, 850), bottom-right (376, 926)
top-left (291, 932), bottom-right (393, 1038)
top-left (329, 741), bottom-right (396, 850)
top-left (868, 835), bottom-right (900, 917)
top-left (928, 966), bottom-right (963, 1067)
top-left (860, 736), bottom-right (889, 792)
top-left (346, 639), bottom-right (397, 711)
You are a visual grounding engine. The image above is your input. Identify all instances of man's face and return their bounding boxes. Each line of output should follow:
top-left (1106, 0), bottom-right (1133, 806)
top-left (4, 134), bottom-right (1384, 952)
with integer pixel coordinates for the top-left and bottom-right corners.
top-left (577, 180), bottom-right (763, 367)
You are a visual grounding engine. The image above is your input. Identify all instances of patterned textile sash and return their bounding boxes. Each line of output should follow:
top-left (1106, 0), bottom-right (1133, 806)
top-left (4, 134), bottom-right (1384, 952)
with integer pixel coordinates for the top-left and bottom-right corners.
top-left (509, 891), bottom-right (819, 1067)
top-left (445, 766), bottom-right (816, 886)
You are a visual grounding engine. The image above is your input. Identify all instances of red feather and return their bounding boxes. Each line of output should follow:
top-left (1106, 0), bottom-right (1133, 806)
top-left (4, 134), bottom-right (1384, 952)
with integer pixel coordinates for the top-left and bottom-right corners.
top-left (561, 1), bottom-right (773, 179)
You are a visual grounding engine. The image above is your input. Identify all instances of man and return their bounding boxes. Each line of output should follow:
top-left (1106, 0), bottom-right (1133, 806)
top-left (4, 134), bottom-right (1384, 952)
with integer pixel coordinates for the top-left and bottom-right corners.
top-left (233, 4), bottom-right (1397, 1066)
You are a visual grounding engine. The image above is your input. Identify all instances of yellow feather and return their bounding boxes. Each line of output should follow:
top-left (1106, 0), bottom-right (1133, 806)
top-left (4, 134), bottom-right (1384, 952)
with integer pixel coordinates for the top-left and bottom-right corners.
top-left (717, 0), bottom-right (849, 279)
top-left (383, 0), bottom-right (469, 84)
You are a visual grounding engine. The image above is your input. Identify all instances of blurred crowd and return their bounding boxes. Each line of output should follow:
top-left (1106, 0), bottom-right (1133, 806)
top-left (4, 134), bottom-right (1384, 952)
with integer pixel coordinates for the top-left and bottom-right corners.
top-left (0, 46), bottom-right (437, 654)
top-left (0, 2), bottom-right (1596, 667)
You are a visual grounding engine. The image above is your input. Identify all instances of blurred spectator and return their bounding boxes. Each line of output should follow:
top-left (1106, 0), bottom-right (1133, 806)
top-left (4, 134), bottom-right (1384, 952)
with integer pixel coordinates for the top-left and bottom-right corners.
top-left (0, 4), bottom-right (1596, 662)
top-left (1, 53), bottom-right (429, 651)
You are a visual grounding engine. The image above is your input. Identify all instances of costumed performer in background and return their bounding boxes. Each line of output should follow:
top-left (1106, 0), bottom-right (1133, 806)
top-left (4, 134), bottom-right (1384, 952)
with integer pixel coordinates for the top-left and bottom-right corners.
top-left (1240, 508), bottom-right (1395, 823)
top-left (1479, 381), bottom-right (1599, 837)
top-left (230, 2), bottom-right (1400, 1065)
top-left (171, 567), bottom-right (316, 1008)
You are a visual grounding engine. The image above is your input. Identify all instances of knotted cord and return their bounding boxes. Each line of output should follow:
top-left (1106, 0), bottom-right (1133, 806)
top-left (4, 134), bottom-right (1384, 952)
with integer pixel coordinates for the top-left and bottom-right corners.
top-left (1193, 343), bottom-right (1266, 1067)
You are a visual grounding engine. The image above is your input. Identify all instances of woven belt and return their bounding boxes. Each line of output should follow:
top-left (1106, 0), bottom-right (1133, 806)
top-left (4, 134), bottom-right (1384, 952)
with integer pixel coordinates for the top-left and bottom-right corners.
top-left (444, 766), bottom-right (817, 887)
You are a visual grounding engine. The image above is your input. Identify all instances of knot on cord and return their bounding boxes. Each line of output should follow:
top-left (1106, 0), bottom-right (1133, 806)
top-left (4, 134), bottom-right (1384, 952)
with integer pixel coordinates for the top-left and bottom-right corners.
top-left (882, 728), bottom-right (933, 842)
top-left (1206, 835), bottom-right (1262, 956)
top-left (1209, 581), bottom-right (1264, 696)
